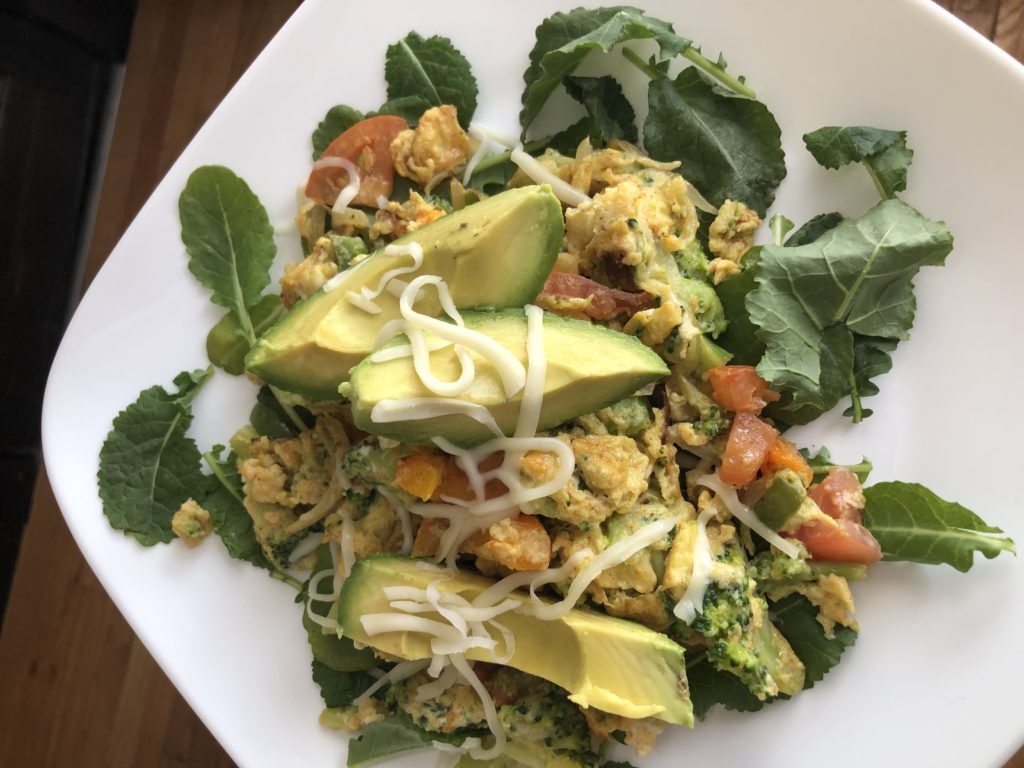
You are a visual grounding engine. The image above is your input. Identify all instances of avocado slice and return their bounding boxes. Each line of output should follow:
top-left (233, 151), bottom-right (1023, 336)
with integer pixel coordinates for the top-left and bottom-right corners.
top-left (338, 555), bottom-right (693, 726)
top-left (346, 309), bottom-right (670, 446)
top-left (754, 469), bottom-right (807, 530)
top-left (246, 185), bottom-right (564, 400)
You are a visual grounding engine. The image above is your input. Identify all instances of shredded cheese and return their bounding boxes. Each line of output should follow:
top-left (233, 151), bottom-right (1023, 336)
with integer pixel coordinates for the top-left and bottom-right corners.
top-left (377, 487), bottom-right (414, 555)
top-left (696, 471), bottom-right (801, 559)
top-left (672, 506), bottom-right (717, 623)
top-left (510, 148), bottom-right (589, 207)
top-left (310, 155), bottom-right (361, 214)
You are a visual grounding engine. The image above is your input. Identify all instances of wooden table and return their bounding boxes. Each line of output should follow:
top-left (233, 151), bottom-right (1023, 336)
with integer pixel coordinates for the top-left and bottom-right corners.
top-left (1, 1), bottom-right (1021, 765)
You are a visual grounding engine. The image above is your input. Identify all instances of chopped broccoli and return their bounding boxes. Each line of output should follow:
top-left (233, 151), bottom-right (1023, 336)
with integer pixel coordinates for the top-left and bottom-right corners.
top-left (341, 440), bottom-right (409, 488)
top-left (673, 375), bottom-right (729, 439)
top-left (674, 239), bottom-right (711, 281)
top-left (325, 233), bottom-right (367, 270)
top-left (498, 678), bottom-right (600, 767)
top-left (678, 543), bottom-right (805, 699)
top-left (594, 396), bottom-right (654, 437)
top-left (748, 549), bottom-right (867, 588)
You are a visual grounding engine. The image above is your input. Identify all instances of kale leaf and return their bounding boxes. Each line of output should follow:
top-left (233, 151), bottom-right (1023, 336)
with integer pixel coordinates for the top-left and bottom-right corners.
top-left (311, 660), bottom-right (376, 708)
top-left (799, 447), bottom-right (873, 483)
top-left (563, 74), bottom-right (637, 146)
top-left (205, 294), bottom-right (283, 375)
top-left (715, 247), bottom-right (764, 366)
top-left (803, 126), bottom-right (913, 200)
top-left (644, 68), bottom-right (785, 216)
top-left (98, 369), bottom-right (212, 546)
top-left (346, 716), bottom-right (434, 767)
top-left (687, 651), bottom-right (764, 718)
top-left (749, 199), bottom-right (953, 424)
top-left (770, 594), bottom-right (856, 688)
top-left (200, 445), bottom-right (271, 569)
top-left (863, 482), bottom-right (1016, 572)
top-left (312, 104), bottom-right (365, 160)
top-left (384, 32), bottom-right (477, 127)
top-left (785, 211), bottom-right (844, 246)
top-left (179, 166), bottom-right (276, 346)
top-left (520, 6), bottom-right (690, 135)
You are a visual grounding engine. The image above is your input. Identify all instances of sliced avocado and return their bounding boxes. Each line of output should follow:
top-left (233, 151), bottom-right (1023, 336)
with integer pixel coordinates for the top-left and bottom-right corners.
top-left (346, 309), bottom-right (669, 446)
top-left (754, 469), bottom-right (806, 530)
top-left (338, 555), bottom-right (693, 726)
top-left (246, 185), bottom-right (564, 400)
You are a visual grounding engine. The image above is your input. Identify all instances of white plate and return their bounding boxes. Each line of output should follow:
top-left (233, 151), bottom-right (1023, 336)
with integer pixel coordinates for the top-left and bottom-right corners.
top-left (42, 0), bottom-right (1024, 766)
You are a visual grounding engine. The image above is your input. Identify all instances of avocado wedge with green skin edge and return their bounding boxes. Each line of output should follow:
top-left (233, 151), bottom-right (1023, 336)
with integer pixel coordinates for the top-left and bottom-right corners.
top-left (245, 185), bottom-right (564, 400)
top-left (338, 555), bottom-right (693, 726)
top-left (346, 308), bottom-right (670, 447)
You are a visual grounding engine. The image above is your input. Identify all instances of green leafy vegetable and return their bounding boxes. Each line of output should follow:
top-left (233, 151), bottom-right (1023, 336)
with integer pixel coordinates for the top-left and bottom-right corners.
top-left (179, 166), bottom-right (276, 345)
top-left (714, 248), bottom-right (764, 366)
top-left (786, 211), bottom-right (844, 246)
top-left (384, 32), bottom-right (477, 126)
top-left (205, 294), bottom-right (283, 375)
top-left (303, 546), bottom-right (377, 671)
top-left (749, 199), bottom-right (953, 424)
top-left (520, 6), bottom-right (688, 135)
top-left (563, 74), bottom-right (637, 145)
top-left (803, 126), bottom-right (913, 200)
top-left (201, 446), bottom-right (270, 569)
top-left (771, 594), bottom-right (856, 688)
top-left (98, 369), bottom-right (212, 546)
top-left (687, 651), bottom-right (763, 718)
top-left (375, 94), bottom-right (434, 125)
top-left (799, 447), bottom-right (873, 483)
top-left (843, 336), bottom-right (896, 421)
top-left (312, 105), bottom-right (365, 160)
top-left (347, 717), bottom-right (433, 767)
top-left (311, 660), bottom-right (376, 708)
top-left (863, 482), bottom-right (1016, 571)
top-left (644, 68), bottom-right (786, 215)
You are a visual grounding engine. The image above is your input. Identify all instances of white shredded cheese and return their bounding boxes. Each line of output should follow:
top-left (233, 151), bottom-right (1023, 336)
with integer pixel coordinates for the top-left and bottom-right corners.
top-left (377, 487), bottom-right (413, 554)
top-left (696, 471), bottom-right (801, 559)
top-left (510, 148), bottom-right (589, 207)
top-left (672, 506), bottom-right (717, 623)
top-left (310, 155), bottom-right (361, 214)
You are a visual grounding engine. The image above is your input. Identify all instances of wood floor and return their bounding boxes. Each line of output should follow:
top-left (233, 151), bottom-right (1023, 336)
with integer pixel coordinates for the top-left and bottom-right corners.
top-left (1, 1), bottom-right (1021, 766)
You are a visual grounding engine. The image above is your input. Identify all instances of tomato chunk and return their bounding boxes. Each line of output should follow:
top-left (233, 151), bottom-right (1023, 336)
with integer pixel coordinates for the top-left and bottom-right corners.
top-left (540, 272), bottom-right (653, 320)
top-left (763, 437), bottom-right (813, 487)
top-left (305, 115), bottom-right (408, 208)
top-left (793, 467), bottom-right (882, 564)
top-left (809, 467), bottom-right (865, 522)
top-left (707, 365), bottom-right (780, 414)
top-left (792, 519), bottom-right (882, 565)
top-left (719, 412), bottom-right (778, 486)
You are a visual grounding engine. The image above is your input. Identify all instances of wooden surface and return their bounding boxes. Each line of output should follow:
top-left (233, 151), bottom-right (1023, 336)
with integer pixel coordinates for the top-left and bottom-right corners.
top-left (1, 1), bottom-right (1022, 766)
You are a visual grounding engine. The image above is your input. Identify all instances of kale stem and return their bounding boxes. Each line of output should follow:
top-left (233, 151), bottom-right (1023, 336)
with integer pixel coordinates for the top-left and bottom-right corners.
top-left (769, 215), bottom-right (794, 246)
top-left (622, 46), bottom-right (663, 79)
top-left (847, 373), bottom-right (864, 423)
top-left (270, 570), bottom-right (302, 591)
top-left (202, 450), bottom-right (244, 505)
top-left (682, 48), bottom-right (757, 98)
top-left (864, 161), bottom-right (891, 200)
top-left (269, 385), bottom-right (309, 432)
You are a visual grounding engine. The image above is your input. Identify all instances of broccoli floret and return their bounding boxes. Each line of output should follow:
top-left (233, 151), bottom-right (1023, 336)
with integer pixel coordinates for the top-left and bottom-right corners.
top-left (325, 233), bottom-right (367, 270)
top-left (498, 679), bottom-right (599, 767)
top-left (673, 375), bottom-right (729, 439)
top-left (748, 549), bottom-right (867, 589)
top-left (593, 396), bottom-right (654, 437)
top-left (674, 239), bottom-right (711, 281)
top-left (341, 440), bottom-right (409, 488)
top-left (679, 544), bottom-right (805, 700)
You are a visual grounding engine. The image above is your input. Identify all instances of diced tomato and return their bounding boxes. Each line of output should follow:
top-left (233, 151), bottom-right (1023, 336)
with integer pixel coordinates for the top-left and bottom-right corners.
top-left (763, 437), bottom-right (813, 487)
top-left (707, 365), bottom-right (781, 414)
top-left (791, 467), bottom-right (882, 564)
top-left (791, 519), bottom-right (882, 565)
top-left (719, 412), bottom-right (778, 486)
top-left (305, 115), bottom-right (407, 208)
top-left (809, 467), bottom-right (865, 522)
top-left (539, 271), bottom-right (653, 320)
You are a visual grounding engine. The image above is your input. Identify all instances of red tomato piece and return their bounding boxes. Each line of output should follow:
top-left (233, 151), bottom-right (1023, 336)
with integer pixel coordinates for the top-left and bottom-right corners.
top-left (809, 467), bottom-right (866, 522)
top-left (305, 115), bottom-right (408, 208)
top-left (540, 272), bottom-right (654, 320)
top-left (707, 365), bottom-right (781, 414)
top-left (719, 412), bottom-right (778, 486)
top-left (792, 519), bottom-right (882, 565)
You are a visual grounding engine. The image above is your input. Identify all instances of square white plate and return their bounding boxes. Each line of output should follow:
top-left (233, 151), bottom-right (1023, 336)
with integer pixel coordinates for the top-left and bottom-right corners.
top-left (43, 1), bottom-right (1024, 766)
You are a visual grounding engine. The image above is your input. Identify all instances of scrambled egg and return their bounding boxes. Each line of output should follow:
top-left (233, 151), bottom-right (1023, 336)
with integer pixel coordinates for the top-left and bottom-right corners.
top-left (280, 236), bottom-right (340, 308)
top-left (707, 199), bottom-right (760, 284)
top-left (390, 105), bottom-right (471, 188)
top-left (171, 498), bottom-right (213, 548)
top-left (369, 190), bottom-right (448, 240)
